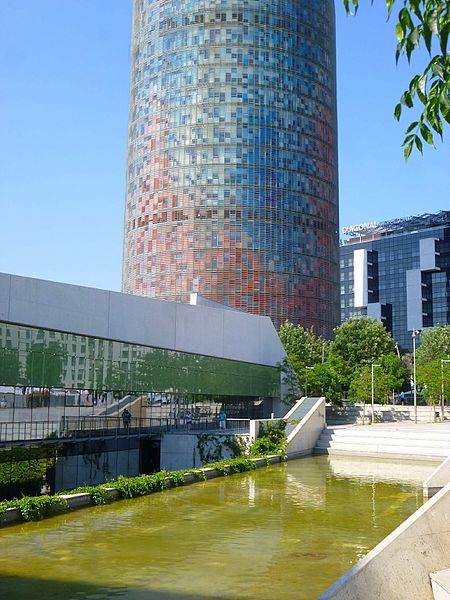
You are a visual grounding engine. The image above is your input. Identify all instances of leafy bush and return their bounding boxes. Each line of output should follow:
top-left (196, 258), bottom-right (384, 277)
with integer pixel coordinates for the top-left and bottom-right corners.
top-left (248, 420), bottom-right (287, 457)
top-left (0, 495), bottom-right (70, 522)
top-left (203, 457), bottom-right (258, 475)
top-left (67, 485), bottom-right (110, 506)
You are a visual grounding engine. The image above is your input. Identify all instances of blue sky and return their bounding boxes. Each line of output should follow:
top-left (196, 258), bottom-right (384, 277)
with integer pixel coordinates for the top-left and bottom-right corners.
top-left (0, 1), bottom-right (448, 291)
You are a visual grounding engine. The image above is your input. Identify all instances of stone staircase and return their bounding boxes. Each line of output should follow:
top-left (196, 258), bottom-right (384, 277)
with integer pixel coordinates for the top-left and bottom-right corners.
top-left (315, 424), bottom-right (450, 460)
top-left (326, 405), bottom-right (367, 425)
top-left (326, 404), bottom-right (450, 426)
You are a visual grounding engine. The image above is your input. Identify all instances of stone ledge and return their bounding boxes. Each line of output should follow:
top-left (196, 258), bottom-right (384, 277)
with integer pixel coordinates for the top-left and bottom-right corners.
top-left (1, 455), bottom-right (284, 527)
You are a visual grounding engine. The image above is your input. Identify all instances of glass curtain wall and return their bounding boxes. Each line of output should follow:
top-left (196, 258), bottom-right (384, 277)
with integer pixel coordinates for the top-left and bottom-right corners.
top-left (0, 321), bottom-right (280, 442)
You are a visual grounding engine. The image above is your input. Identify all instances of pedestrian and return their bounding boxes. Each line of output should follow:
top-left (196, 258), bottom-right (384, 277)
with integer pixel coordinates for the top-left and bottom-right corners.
top-left (122, 408), bottom-right (132, 429)
top-left (218, 408), bottom-right (227, 430)
top-left (185, 409), bottom-right (193, 431)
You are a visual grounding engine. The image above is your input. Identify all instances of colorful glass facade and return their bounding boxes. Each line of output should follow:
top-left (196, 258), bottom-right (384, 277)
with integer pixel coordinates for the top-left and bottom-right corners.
top-left (123, 0), bottom-right (339, 336)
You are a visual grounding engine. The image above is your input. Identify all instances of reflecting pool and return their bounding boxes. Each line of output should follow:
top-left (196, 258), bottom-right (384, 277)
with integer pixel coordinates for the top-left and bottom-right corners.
top-left (0, 456), bottom-right (438, 599)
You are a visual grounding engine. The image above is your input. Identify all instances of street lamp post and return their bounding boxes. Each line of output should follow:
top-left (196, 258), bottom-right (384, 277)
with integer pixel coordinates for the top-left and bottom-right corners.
top-left (305, 366), bottom-right (313, 397)
top-left (441, 359), bottom-right (450, 422)
top-left (412, 329), bottom-right (421, 425)
top-left (371, 363), bottom-right (381, 425)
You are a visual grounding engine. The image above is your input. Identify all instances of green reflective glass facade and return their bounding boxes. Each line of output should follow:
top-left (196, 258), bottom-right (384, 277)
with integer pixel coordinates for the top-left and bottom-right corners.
top-left (0, 322), bottom-right (280, 398)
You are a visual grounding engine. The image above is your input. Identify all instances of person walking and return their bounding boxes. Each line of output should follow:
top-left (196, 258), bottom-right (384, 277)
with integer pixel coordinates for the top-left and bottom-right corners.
top-left (218, 408), bottom-right (227, 431)
top-left (121, 408), bottom-right (132, 429)
top-left (185, 409), bottom-right (193, 431)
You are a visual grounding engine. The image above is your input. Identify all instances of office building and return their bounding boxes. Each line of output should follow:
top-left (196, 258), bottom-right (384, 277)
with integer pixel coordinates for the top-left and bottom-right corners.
top-left (0, 272), bottom-right (284, 416)
top-left (122, 0), bottom-right (339, 336)
top-left (0, 272), bottom-right (285, 491)
top-left (340, 211), bottom-right (450, 350)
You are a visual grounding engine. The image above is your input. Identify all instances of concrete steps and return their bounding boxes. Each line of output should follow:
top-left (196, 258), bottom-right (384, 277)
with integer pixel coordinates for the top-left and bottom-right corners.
top-left (315, 425), bottom-right (450, 459)
top-left (326, 404), bottom-right (449, 426)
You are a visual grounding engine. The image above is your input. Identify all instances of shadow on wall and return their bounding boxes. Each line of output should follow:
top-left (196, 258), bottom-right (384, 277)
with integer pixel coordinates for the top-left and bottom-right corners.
top-left (0, 574), bottom-right (241, 600)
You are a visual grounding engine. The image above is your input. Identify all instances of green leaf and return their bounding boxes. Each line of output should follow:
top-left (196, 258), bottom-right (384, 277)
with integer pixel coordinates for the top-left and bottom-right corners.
top-left (403, 139), bottom-right (413, 160)
top-left (420, 123), bottom-right (434, 146)
top-left (408, 0), bottom-right (422, 20)
top-left (431, 61), bottom-right (444, 80)
top-left (406, 38), bottom-right (414, 62)
top-left (395, 22), bottom-right (405, 42)
top-left (394, 103), bottom-right (402, 120)
top-left (386, 0), bottom-right (395, 18)
top-left (417, 74), bottom-right (428, 103)
top-left (403, 133), bottom-right (416, 143)
top-left (414, 135), bottom-right (423, 153)
top-left (401, 90), bottom-right (414, 108)
top-left (422, 24), bottom-right (432, 53)
top-left (442, 108), bottom-right (450, 125)
top-left (409, 27), bottom-right (420, 47)
top-left (427, 9), bottom-right (439, 36)
top-left (440, 24), bottom-right (449, 56)
top-left (405, 120), bottom-right (419, 133)
top-left (400, 8), bottom-right (413, 30)
top-left (409, 74), bottom-right (420, 94)
top-left (440, 90), bottom-right (450, 111)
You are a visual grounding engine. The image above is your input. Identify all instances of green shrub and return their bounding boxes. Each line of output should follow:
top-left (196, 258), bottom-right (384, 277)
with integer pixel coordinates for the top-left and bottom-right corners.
top-left (248, 420), bottom-right (287, 457)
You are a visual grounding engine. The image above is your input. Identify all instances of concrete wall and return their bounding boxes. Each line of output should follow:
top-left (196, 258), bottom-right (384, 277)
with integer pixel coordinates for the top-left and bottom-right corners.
top-left (424, 456), bottom-right (450, 498)
top-left (160, 432), bottom-right (246, 471)
top-left (319, 481), bottom-right (450, 600)
top-left (0, 272), bottom-right (285, 367)
top-left (286, 397), bottom-right (326, 457)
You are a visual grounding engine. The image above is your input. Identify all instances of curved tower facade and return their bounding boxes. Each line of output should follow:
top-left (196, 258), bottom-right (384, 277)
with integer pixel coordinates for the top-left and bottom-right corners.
top-left (123, 0), bottom-right (339, 337)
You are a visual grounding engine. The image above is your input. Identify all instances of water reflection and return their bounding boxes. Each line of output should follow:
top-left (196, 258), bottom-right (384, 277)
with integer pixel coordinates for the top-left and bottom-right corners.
top-left (327, 454), bottom-right (440, 485)
top-left (0, 456), bottom-right (438, 599)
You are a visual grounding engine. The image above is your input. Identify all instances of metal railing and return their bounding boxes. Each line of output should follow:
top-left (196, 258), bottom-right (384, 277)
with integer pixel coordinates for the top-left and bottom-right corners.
top-left (0, 420), bottom-right (61, 443)
top-left (0, 415), bottom-right (251, 443)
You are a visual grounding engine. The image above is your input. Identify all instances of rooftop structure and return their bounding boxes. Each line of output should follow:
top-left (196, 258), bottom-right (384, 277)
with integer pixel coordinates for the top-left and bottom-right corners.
top-left (340, 210), bottom-right (450, 350)
top-left (342, 211), bottom-right (450, 242)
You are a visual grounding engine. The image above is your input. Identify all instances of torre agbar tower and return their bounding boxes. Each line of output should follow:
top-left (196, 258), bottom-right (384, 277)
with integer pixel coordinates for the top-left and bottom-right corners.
top-left (123, 0), bottom-right (339, 337)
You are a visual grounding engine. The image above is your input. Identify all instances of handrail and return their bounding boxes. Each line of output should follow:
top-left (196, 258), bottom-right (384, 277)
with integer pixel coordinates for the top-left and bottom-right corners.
top-left (0, 415), bottom-right (251, 443)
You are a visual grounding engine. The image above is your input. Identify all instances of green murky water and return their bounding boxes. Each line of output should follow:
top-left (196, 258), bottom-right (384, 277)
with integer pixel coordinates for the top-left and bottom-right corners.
top-left (0, 456), bottom-right (438, 600)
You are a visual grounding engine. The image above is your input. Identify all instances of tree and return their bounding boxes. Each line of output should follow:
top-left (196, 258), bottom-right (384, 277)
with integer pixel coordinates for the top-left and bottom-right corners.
top-left (380, 353), bottom-right (408, 391)
top-left (348, 365), bottom-right (393, 404)
top-left (348, 355), bottom-right (407, 404)
top-left (278, 322), bottom-right (329, 399)
top-left (344, 1), bottom-right (450, 157)
top-left (416, 325), bottom-right (450, 363)
top-left (278, 322), bottom-right (328, 368)
top-left (330, 317), bottom-right (395, 389)
top-left (417, 360), bottom-right (447, 407)
top-left (306, 362), bottom-right (342, 404)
